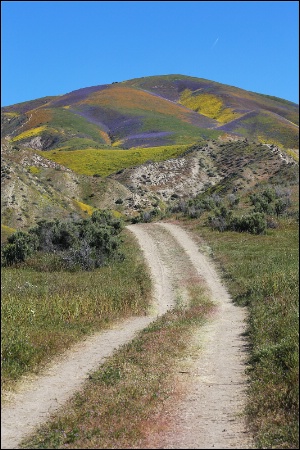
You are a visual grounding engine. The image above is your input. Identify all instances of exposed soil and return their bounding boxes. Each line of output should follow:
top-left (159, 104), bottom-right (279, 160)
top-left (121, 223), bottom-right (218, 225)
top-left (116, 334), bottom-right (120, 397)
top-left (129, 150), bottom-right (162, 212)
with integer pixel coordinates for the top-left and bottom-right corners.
top-left (1, 222), bottom-right (253, 449)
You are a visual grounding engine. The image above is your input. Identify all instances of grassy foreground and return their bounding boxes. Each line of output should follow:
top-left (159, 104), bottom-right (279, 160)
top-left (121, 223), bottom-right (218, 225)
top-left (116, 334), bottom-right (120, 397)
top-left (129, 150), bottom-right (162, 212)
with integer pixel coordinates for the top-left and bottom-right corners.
top-left (2, 218), bottom-right (298, 449)
top-left (1, 230), bottom-right (151, 390)
top-left (188, 219), bottom-right (299, 449)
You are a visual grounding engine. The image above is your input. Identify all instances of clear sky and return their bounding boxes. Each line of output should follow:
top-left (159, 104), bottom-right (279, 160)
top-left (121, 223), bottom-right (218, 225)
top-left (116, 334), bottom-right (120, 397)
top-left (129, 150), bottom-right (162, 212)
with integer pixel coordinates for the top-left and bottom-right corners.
top-left (1, 1), bottom-right (299, 106)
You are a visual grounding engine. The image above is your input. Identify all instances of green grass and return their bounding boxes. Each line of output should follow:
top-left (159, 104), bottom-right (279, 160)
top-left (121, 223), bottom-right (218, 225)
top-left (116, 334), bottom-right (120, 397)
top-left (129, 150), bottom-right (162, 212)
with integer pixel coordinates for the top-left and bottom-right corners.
top-left (139, 111), bottom-right (222, 143)
top-left (38, 144), bottom-right (190, 177)
top-left (45, 108), bottom-right (107, 145)
top-left (232, 111), bottom-right (299, 149)
top-left (1, 230), bottom-right (152, 390)
top-left (54, 137), bottom-right (106, 150)
top-left (188, 219), bottom-right (299, 449)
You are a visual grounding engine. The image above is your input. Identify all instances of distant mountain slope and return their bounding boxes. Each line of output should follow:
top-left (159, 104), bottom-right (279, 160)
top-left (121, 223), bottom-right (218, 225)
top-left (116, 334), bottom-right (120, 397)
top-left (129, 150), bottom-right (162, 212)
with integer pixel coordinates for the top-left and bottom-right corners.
top-left (2, 75), bottom-right (298, 150)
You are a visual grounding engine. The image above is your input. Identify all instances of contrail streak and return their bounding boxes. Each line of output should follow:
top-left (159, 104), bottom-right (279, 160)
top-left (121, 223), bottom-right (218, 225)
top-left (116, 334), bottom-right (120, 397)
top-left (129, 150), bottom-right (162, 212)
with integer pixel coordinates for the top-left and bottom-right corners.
top-left (211, 37), bottom-right (219, 49)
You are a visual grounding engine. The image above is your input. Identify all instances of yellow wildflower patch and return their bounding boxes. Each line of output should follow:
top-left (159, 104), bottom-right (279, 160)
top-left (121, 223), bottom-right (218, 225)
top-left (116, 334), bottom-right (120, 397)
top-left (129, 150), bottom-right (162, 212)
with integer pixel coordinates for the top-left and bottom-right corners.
top-left (74, 200), bottom-right (95, 215)
top-left (11, 126), bottom-right (48, 142)
top-left (28, 166), bottom-right (41, 174)
top-left (1, 224), bottom-right (16, 234)
top-left (40, 144), bottom-right (189, 178)
top-left (179, 89), bottom-right (239, 124)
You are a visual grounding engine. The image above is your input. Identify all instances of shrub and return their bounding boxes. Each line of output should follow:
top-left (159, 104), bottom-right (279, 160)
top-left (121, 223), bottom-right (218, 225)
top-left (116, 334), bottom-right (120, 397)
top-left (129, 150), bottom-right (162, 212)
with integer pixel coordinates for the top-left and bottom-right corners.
top-left (250, 193), bottom-right (273, 214)
top-left (1, 210), bottom-right (124, 271)
top-left (1, 231), bottom-right (38, 266)
top-left (274, 198), bottom-right (290, 217)
top-left (230, 212), bottom-right (267, 235)
top-left (207, 215), bottom-right (228, 232)
top-left (187, 207), bottom-right (202, 219)
top-left (29, 219), bottom-right (79, 252)
top-left (227, 193), bottom-right (240, 207)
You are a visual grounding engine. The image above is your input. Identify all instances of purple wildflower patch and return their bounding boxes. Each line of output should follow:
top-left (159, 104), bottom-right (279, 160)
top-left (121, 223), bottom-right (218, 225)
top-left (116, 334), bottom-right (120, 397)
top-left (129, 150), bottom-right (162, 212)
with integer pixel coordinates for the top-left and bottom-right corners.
top-left (121, 132), bottom-right (174, 149)
top-left (2, 97), bottom-right (57, 114)
top-left (48, 85), bottom-right (109, 108)
top-left (71, 105), bottom-right (144, 140)
top-left (124, 132), bottom-right (172, 139)
top-left (186, 111), bottom-right (218, 128)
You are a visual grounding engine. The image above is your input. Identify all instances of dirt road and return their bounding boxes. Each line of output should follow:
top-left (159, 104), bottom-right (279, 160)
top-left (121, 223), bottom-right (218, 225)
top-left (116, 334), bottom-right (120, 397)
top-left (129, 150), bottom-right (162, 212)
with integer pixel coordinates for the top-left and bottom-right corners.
top-left (1, 222), bottom-right (252, 449)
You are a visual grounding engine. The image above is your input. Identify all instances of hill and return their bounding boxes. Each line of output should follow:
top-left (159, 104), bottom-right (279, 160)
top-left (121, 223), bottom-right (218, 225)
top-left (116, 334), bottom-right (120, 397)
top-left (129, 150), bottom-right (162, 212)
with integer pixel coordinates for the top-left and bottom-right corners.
top-left (1, 74), bottom-right (299, 234)
top-left (2, 74), bottom-right (298, 151)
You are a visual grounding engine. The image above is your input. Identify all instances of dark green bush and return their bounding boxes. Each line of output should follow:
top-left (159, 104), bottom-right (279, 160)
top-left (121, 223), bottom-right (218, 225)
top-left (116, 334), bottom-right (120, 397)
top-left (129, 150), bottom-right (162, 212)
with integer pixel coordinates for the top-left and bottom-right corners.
top-left (1, 210), bottom-right (124, 270)
top-left (28, 219), bottom-right (79, 252)
top-left (1, 231), bottom-right (38, 266)
top-left (230, 212), bottom-right (267, 235)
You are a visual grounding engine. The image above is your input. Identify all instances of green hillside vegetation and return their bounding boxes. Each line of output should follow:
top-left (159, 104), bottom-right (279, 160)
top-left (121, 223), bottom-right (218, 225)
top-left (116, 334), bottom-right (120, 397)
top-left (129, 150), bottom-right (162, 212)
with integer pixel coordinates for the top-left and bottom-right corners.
top-left (38, 144), bottom-right (190, 177)
top-left (219, 111), bottom-right (299, 149)
top-left (11, 108), bottom-right (108, 149)
top-left (136, 111), bottom-right (222, 145)
top-left (1, 224), bottom-right (16, 244)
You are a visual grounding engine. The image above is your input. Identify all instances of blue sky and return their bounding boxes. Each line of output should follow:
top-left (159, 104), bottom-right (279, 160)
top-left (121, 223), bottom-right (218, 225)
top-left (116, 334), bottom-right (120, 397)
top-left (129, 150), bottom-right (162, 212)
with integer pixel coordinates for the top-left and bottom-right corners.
top-left (1, 1), bottom-right (299, 106)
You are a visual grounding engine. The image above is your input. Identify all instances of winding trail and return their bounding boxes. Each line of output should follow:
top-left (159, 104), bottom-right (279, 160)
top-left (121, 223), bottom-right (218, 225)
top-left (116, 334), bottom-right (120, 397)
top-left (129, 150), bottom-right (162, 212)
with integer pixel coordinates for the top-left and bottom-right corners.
top-left (1, 222), bottom-right (252, 449)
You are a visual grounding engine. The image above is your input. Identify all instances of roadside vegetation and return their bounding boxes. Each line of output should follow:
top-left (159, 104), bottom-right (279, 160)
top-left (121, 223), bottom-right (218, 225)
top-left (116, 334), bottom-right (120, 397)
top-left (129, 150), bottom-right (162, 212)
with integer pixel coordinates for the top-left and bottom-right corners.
top-left (1, 154), bottom-right (298, 448)
top-left (192, 219), bottom-right (299, 449)
top-left (2, 209), bottom-right (125, 270)
top-left (1, 223), bottom-right (152, 390)
top-left (165, 182), bottom-right (298, 448)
